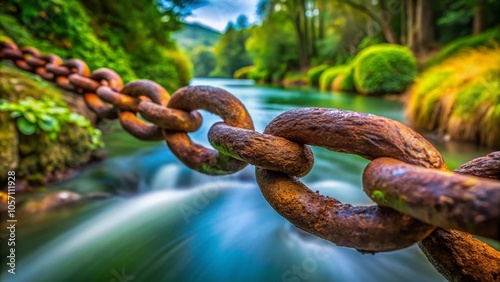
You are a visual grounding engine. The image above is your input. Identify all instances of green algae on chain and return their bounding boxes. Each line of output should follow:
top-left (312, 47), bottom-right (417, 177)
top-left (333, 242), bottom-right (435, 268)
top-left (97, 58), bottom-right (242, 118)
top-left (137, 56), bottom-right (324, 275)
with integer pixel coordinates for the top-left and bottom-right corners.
top-left (363, 157), bottom-right (500, 240)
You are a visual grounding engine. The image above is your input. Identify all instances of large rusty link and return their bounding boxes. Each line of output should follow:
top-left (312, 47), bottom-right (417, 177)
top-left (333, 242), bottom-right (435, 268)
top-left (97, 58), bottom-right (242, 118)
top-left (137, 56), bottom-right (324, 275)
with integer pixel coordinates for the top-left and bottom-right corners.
top-left (256, 108), bottom-right (447, 252)
top-left (363, 157), bottom-right (500, 240)
top-left (256, 169), bottom-right (435, 252)
top-left (418, 154), bottom-right (500, 282)
top-left (208, 122), bottom-right (314, 177)
top-left (454, 151), bottom-right (500, 180)
top-left (164, 86), bottom-right (254, 175)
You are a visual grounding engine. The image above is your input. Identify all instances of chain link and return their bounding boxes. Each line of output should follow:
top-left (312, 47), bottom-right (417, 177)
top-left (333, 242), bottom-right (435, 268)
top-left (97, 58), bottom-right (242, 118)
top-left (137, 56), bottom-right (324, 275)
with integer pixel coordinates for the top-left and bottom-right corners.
top-left (1, 40), bottom-right (499, 256)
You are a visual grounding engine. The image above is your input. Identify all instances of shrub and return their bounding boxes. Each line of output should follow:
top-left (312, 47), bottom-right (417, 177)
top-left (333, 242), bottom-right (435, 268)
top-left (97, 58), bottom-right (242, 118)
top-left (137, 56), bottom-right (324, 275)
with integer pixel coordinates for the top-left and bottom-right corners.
top-left (332, 66), bottom-right (356, 92)
top-left (166, 50), bottom-right (193, 88)
top-left (307, 64), bottom-right (329, 87)
top-left (319, 65), bottom-right (349, 91)
top-left (234, 66), bottom-right (256, 79)
top-left (283, 71), bottom-right (308, 87)
top-left (426, 28), bottom-right (500, 67)
top-left (353, 44), bottom-right (417, 95)
top-left (407, 47), bottom-right (500, 148)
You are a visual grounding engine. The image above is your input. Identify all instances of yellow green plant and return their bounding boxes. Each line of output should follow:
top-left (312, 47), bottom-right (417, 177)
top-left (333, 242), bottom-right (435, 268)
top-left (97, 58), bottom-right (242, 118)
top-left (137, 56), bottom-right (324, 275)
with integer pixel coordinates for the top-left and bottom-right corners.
top-left (407, 47), bottom-right (500, 148)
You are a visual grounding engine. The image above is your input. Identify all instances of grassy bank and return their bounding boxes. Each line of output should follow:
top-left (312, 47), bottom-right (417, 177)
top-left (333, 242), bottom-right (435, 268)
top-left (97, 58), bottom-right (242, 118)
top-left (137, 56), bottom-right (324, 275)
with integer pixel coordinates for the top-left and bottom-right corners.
top-left (407, 47), bottom-right (500, 148)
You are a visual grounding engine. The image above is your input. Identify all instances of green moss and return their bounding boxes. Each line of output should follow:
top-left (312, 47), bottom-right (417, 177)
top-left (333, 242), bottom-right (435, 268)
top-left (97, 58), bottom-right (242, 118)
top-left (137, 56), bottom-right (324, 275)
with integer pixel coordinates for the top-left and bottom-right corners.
top-left (234, 66), bottom-right (256, 79)
top-left (0, 66), bottom-right (95, 182)
top-left (332, 66), bottom-right (356, 92)
top-left (371, 190), bottom-right (386, 202)
top-left (353, 44), bottom-right (417, 95)
top-left (319, 65), bottom-right (349, 91)
top-left (211, 143), bottom-right (242, 161)
top-left (307, 64), bottom-right (330, 87)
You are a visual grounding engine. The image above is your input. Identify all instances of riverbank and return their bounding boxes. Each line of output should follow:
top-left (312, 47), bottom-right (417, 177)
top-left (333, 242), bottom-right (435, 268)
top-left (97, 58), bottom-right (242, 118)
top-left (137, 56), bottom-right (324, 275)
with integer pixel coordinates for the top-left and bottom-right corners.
top-left (0, 66), bottom-right (105, 190)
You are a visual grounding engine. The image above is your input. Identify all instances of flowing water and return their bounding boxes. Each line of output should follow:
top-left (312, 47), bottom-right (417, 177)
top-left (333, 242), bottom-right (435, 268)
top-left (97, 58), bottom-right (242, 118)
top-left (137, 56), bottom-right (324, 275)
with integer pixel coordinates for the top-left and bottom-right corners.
top-left (2, 79), bottom-right (493, 282)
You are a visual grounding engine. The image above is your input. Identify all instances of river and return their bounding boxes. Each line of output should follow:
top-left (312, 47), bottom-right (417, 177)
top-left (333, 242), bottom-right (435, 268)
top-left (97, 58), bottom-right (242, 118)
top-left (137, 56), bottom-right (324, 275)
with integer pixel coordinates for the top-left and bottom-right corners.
top-left (2, 78), bottom-right (492, 282)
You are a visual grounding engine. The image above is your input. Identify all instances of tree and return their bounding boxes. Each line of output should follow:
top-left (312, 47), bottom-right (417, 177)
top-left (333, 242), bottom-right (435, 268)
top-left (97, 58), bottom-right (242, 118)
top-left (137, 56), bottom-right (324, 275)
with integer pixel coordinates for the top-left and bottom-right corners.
top-left (246, 10), bottom-right (300, 82)
top-left (211, 20), bottom-right (252, 77)
top-left (192, 47), bottom-right (216, 77)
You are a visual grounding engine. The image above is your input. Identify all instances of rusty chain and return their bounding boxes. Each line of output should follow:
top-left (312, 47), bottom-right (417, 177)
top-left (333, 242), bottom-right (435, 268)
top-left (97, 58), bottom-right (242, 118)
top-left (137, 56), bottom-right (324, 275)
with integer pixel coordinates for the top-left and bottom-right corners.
top-left (1, 40), bottom-right (499, 263)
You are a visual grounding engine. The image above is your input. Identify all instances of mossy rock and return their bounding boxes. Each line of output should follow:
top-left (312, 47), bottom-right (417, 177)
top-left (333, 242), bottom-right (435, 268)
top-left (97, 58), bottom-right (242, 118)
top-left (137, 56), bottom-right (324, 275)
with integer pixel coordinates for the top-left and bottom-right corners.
top-left (0, 66), bottom-right (96, 185)
top-left (307, 64), bottom-right (330, 87)
top-left (332, 66), bottom-right (356, 92)
top-left (319, 65), bottom-right (349, 91)
top-left (234, 66), bottom-right (256, 79)
top-left (353, 44), bottom-right (417, 95)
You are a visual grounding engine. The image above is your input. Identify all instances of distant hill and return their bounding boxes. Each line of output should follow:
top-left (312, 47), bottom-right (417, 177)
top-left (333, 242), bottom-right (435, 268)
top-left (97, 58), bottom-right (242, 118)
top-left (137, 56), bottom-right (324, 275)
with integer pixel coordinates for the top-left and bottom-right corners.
top-left (173, 22), bottom-right (221, 52)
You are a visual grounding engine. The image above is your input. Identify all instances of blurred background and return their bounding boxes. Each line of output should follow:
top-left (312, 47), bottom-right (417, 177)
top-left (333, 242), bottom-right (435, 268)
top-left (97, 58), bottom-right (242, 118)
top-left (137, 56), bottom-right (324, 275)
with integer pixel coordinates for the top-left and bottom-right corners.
top-left (0, 0), bottom-right (499, 281)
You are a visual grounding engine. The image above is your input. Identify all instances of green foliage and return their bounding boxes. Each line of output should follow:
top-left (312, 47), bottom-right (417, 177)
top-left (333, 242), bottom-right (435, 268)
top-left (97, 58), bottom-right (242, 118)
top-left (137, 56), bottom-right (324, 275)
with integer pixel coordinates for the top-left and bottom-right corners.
top-left (307, 65), bottom-right (330, 87)
top-left (407, 47), bottom-right (500, 148)
top-left (167, 50), bottom-right (193, 87)
top-left (212, 21), bottom-right (252, 78)
top-left (191, 47), bottom-right (217, 78)
top-left (1, 0), bottom-right (194, 91)
top-left (353, 44), bottom-right (417, 95)
top-left (246, 11), bottom-right (299, 83)
top-left (173, 23), bottom-right (221, 51)
top-left (234, 66), bottom-right (256, 79)
top-left (319, 65), bottom-right (349, 91)
top-left (427, 27), bottom-right (500, 67)
top-left (333, 66), bottom-right (356, 92)
top-left (0, 1), bottom-right (136, 82)
top-left (0, 97), bottom-right (102, 149)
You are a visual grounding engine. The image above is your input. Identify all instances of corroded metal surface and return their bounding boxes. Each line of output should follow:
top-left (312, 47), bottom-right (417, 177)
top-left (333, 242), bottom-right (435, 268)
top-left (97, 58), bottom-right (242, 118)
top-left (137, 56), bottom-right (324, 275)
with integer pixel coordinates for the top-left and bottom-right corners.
top-left (264, 108), bottom-right (447, 169)
top-left (363, 157), bottom-right (500, 240)
top-left (1, 39), bottom-right (498, 272)
top-left (209, 122), bottom-right (314, 177)
top-left (256, 168), bottom-right (435, 252)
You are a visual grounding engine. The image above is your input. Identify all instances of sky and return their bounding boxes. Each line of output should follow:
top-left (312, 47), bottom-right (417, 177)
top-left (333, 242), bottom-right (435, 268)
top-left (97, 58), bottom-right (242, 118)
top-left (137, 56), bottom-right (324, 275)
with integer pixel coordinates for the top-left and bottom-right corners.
top-left (185, 0), bottom-right (260, 32)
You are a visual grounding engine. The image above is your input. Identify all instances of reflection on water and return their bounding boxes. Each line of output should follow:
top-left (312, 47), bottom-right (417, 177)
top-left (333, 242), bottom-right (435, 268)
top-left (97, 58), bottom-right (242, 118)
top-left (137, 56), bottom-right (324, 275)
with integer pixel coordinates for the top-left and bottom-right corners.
top-left (3, 78), bottom-right (491, 282)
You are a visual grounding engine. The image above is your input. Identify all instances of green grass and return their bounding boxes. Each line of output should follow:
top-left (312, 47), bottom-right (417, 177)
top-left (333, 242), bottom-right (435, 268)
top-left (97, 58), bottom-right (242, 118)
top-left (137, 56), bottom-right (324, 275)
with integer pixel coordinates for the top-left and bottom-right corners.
top-left (319, 65), bottom-right (349, 91)
top-left (407, 47), bottom-right (500, 148)
top-left (426, 27), bottom-right (500, 67)
top-left (307, 64), bottom-right (330, 87)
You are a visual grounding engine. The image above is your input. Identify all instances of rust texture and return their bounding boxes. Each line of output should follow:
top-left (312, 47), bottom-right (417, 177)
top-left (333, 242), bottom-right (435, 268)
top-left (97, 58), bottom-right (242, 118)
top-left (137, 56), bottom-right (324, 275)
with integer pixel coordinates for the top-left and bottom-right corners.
top-left (256, 168), bottom-right (435, 252)
top-left (419, 228), bottom-right (500, 282)
top-left (115, 80), bottom-right (172, 140)
top-left (264, 108), bottom-right (447, 169)
top-left (138, 100), bottom-right (202, 132)
top-left (2, 40), bottom-right (499, 278)
top-left (208, 122), bottom-right (314, 177)
top-left (418, 154), bottom-right (500, 282)
top-left (454, 151), bottom-right (500, 180)
top-left (164, 86), bottom-right (254, 175)
top-left (363, 157), bottom-right (500, 240)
